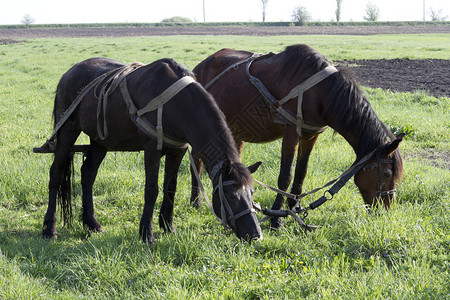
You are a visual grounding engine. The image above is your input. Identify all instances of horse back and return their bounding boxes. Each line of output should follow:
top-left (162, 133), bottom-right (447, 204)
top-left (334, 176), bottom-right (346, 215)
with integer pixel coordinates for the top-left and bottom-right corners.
top-left (193, 48), bottom-right (253, 85)
top-left (54, 57), bottom-right (198, 151)
top-left (194, 49), bottom-right (284, 143)
top-left (53, 58), bottom-right (125, 122)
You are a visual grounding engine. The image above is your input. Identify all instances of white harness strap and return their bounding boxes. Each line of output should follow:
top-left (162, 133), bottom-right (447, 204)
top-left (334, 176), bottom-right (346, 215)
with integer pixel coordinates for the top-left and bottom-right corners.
top-left (120, 76), bottom-right (195, 150)
top-left (278, 66), bottom-right (338, 136)
top-left (246, 58), bottom-right (338, 137)
top-left (95, 63), bottom-right (145, 140)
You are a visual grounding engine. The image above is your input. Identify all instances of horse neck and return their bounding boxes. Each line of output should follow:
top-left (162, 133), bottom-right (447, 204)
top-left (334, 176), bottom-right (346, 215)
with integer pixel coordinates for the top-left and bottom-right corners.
top-left (322, 80), bottom-right (391, 159)
top-left (195, 131), bottom-right (240, 176)
top-left (182, 94), bottom-right (241, 176)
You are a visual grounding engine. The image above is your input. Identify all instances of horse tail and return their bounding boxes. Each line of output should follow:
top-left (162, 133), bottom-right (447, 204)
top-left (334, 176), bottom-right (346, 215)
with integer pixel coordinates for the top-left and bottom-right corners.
top-left (58, 151), bottom-right (74, 226)
top-left (53, 89), bottom-right (75, 226)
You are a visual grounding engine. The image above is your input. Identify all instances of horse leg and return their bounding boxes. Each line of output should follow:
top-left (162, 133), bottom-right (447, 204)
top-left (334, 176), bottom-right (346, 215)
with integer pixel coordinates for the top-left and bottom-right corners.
top-left (159, 148), bottom-right (187, 233)
top-left (80, 141), bottom-right (107, 233)
top-left (287, 134), bottom-right (319, 210)
top-left (189, 149), bottom-right (203, 208)
top-left (140, 146), bottom-right (162, 244)
top-left (43, 129), bottom-right (80, 238)
top-left (270, 128), bottom-right (299, 230)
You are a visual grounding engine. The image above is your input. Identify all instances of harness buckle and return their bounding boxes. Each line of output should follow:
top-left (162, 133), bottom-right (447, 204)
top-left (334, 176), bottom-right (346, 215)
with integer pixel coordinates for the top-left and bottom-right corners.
top-left (323, 190), bottom-right (334, 201)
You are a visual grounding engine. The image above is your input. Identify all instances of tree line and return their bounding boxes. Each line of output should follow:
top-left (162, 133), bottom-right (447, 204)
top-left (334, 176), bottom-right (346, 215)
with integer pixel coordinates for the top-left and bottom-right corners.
top-left (20, 0), bottom-right (448, 26)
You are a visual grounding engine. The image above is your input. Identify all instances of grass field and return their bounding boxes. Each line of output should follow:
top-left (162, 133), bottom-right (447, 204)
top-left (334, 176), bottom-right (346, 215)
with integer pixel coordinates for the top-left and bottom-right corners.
top-left (0, 34), bottom-right (449, 299)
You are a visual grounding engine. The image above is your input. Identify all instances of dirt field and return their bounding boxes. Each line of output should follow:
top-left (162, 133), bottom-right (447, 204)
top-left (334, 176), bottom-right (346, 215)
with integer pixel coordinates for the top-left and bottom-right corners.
top-left (337, 58), bottom-right (450, 97)
top-left (1, 25), bottom-right (449, 97)
top-left (0, 24), bottom-right (449, 38)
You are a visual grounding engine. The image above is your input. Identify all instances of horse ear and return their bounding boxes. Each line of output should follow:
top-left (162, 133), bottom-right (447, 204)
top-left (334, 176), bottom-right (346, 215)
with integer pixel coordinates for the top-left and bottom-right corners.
top-left (396, 133), bottom-right (406, 140)
top-left (247, 162), bottom-right (262, 174)
top-left (384, 133), bottom-right (405, 156)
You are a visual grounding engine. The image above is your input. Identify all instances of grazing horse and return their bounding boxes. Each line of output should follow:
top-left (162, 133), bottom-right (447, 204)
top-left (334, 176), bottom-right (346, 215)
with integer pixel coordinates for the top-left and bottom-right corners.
top-left (190, 45), bottom-right (404, 229)
top-left (39, 57), bottom-right (262, 243)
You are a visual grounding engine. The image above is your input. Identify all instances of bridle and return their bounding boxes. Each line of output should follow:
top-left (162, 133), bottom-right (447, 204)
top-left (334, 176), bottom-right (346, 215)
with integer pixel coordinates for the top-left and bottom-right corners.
top-left (361, 158), bottom-right (397, 198)
top-left (188, 150), bottom-right (257, 231)
top-left (212, 173), bottom-right (257, 230)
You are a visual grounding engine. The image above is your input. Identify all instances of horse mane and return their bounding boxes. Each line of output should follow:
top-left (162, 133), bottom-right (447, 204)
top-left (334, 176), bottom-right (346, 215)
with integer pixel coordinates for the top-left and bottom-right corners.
top-left (324, 66), bottom-right (393, 155)
top-left (227, 162), bottom-right (253, 187)
top-left (157, 58), bottom-right (196, 79)
top-left (280, 44), bottom-right (330, 77)
top-left (279, 44), bottom-right (402, 180)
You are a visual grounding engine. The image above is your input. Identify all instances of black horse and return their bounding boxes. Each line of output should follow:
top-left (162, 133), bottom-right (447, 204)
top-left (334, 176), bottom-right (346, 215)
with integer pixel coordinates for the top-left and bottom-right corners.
top-left (39, 57), bottom-right (262, 243)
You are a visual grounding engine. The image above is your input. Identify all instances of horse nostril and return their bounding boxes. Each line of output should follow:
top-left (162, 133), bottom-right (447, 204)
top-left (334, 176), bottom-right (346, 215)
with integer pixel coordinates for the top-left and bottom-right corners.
top-left (241, 231), bottom-right (263, 243)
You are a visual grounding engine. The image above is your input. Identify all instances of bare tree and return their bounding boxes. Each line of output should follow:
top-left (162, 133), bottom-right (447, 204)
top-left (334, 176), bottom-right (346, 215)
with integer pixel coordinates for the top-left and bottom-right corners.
top-left (291, 6), bottom-right (311, 25)
top-left (21, 14), bottom-right (35, 27)
top-left (261, 0), bottom-right (269, 22)
top-left (363, 2), bottom-right (380, 22)
top-left (429, 8), bottom-right (448, 21)
top-left (336, 0), bottom-right (343, 22)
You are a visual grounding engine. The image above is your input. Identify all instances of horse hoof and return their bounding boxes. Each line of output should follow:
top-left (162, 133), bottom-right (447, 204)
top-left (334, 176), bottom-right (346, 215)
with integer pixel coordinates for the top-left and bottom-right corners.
top-left (91, 226), bottom-right (104, 233)
top-left (163, 225), bottom-right (176, 234)
top-left (139, 223), bottom-right (155, 244)
top-left (190, 198), bottom-right (202, 209)
top-left (42, 229), bottom-right (58, 239)
top-left (159, 217), bottom-right (176, 233)
top-left (83, 219), bottom-right (104, 233)
top-left (141, 234), bottom-right (155, 245)
top-left (84, 227), bottom-right (104, 234)
top-left (270, 217), bottom-right (284, 230)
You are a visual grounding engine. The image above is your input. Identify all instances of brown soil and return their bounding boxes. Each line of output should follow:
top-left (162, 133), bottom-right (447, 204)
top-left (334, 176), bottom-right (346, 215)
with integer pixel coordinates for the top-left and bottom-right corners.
top-left (337, 58), bottom-right (450, 98)
top-left (0, 25), bottom-right (449, 38)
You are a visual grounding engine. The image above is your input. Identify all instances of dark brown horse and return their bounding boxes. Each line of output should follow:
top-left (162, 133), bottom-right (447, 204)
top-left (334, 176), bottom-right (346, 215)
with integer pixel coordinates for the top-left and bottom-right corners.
top-left (40, 57), bottom-right (262, 243)
top-left (191, 45), bottom-right (404, 229)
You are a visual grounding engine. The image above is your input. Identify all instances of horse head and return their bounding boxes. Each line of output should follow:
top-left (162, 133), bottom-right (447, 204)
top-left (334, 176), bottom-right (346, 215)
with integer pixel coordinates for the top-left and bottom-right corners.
top-left (210, 160), bottom-right (263, 241)
top-left (354, 134), bottom-right (404, 209)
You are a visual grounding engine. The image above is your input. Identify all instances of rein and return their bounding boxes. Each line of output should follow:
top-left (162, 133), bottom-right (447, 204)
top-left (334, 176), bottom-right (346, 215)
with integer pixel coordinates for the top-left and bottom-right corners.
top-left (35, 66), bottom-right (128, 152)
top-left (254, 148), bottom-right (396, 227)
top-left (201, 53), bottom-right (335, 137)
top-left (203, 53), bottom-right (268, 90)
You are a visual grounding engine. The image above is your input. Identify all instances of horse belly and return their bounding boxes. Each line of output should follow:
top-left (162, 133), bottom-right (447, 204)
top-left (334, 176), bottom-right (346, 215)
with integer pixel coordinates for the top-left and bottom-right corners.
top-left (78, 97), bottom-right (144, 151)
top-left (229, 121), bottom-right (284, 143)
top-left (216, 94), bottom-right (284, 143)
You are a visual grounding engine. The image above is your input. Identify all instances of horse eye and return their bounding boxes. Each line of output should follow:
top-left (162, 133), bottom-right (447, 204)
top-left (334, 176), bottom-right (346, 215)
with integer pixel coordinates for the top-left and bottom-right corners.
top-left (383, 169), bottom-right (393, 178)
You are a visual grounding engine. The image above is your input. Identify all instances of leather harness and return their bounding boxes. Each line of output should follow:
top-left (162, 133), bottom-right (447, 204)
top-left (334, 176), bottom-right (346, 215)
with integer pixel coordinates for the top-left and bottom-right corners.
top-left (93, 63), bottom-right (193, 150)
top-left (202, 53), bottom-right (338, 137)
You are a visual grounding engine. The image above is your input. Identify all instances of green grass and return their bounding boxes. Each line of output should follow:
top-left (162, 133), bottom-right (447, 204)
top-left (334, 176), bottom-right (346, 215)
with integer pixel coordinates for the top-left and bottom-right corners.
top-left (0, 34), bottom-right (449, 299)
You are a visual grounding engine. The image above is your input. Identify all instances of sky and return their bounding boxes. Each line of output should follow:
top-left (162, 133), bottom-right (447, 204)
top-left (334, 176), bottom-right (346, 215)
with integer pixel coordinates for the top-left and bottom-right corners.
top-left (1, 0), bottom-right (448, 25)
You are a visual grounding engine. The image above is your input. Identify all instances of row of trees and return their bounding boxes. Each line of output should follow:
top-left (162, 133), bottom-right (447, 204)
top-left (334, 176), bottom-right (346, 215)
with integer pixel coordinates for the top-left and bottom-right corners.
top-left (266, 0), bottom-right (448, 24)
top-left (20, 1), bottom-right (448, 26)
top-left (291, 1), bottom-right (381, 24)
